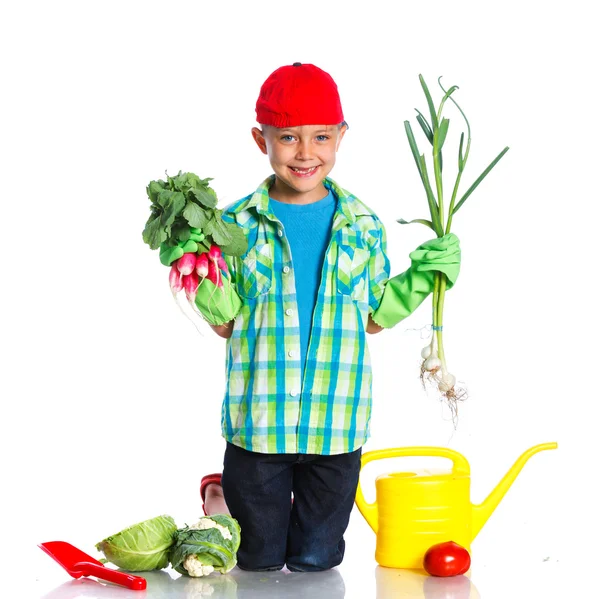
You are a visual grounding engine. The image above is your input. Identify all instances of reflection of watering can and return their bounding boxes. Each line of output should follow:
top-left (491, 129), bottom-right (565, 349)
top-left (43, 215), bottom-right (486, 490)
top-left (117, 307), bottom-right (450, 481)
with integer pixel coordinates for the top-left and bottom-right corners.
top-left (355, 442), bottom-right (557, 569)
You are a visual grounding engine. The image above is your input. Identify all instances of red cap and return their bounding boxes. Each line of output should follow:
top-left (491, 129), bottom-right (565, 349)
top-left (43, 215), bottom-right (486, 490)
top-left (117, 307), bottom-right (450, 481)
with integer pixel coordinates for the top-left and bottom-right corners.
top-left (255, 62), bottom-right (344, 128)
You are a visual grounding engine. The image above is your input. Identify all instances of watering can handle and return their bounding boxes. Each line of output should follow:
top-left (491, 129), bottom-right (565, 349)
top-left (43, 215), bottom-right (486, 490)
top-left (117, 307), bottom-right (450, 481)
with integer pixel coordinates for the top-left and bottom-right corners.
top-left (354, 446), bottom-right (470, 534)
top-left (360, 446), bottom-right (471, 474)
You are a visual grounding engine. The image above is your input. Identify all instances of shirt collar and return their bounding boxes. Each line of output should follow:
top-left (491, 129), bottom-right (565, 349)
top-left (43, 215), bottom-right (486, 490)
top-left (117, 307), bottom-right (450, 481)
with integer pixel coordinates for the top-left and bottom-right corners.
top-left (229, 175), bottom-right (368, 228)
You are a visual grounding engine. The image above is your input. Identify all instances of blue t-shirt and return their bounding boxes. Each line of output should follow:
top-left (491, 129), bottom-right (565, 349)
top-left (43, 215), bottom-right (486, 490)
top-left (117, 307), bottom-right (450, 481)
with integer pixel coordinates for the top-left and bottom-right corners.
top-left (269, 190), bottom-right (337, 379)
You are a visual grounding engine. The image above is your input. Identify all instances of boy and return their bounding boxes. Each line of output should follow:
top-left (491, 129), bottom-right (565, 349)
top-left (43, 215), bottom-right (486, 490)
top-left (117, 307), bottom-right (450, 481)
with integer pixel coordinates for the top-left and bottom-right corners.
top-left (177, 63), bottom-right (460, 572)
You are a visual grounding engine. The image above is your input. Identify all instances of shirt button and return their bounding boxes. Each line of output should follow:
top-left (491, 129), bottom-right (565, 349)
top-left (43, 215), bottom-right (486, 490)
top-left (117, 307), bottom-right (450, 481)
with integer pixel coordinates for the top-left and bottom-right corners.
top-left (290, 390), bottom-right (298, 397)
top-left (285, 308), bottom-right (293, 316)
top-left (277, 229), bottom-right (283, 237)
top-left (288, 350), bottom-right (295, 357)
top-left (283, 265), bottom-right (290, 273)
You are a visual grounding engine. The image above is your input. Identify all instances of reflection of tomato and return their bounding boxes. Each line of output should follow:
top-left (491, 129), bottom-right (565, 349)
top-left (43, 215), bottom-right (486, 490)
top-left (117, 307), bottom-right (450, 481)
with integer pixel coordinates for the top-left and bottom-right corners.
top-left (423, 575), bottom-right (476, 599)
top-left (423, 541), bottom-right (471, 577)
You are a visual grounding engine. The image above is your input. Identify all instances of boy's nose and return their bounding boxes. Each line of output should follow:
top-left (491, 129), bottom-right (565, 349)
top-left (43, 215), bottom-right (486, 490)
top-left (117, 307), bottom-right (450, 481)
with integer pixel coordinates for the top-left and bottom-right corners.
top-left (295, 139), bottom-right (313, 159)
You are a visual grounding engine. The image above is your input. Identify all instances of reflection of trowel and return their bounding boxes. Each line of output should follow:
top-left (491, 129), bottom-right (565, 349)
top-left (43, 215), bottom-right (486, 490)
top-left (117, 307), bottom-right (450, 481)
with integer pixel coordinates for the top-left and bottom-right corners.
top-left (39, 541), bottom-right (147, 590)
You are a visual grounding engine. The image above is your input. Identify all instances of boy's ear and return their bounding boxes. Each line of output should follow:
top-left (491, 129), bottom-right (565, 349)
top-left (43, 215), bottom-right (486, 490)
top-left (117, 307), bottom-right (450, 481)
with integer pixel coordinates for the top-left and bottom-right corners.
top-left (335, 123), bottom-right (348, 151)
top-left (252, 127), bottom-right (268, 154)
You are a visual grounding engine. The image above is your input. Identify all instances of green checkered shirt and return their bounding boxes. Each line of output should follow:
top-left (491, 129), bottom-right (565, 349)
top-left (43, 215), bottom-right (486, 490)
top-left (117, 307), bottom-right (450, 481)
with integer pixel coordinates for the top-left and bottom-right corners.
top-left (221, 176), bottom-right (390, 455)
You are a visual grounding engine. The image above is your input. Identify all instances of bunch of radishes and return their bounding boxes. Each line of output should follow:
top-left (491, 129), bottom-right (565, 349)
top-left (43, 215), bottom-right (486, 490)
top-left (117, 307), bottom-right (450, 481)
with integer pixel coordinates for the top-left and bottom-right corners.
top-left (169, 244), bottom-right (229, 302)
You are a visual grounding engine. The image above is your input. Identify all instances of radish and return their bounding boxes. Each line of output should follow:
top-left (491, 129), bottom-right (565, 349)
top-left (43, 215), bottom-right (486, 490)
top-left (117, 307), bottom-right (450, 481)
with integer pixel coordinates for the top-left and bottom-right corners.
top-left (196, 253), bottom-right (209, 278)
top-left (168, 268), bottom-right (206, 338)
top-left (217, 255), bottom-right (228, 274)
top-left (208, 244), bottom-right (225, 287)
top-left (182, 271), bottom-right (200, 301)
top-left (169, 264), bottom-right (183, 295)
top-left (176, 253), bottom-right (197, 276)
top-left (207, 259), bottom-right (223, 287)
top-left (208, 244), bottom-right (221, 260)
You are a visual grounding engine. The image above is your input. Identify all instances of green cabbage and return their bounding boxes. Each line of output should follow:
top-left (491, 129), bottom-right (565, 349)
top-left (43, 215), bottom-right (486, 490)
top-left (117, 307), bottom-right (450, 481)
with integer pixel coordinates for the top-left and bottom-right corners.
top-left (95, 514), bottom-right (177, 571)
top-left (169, 515), bottom-right (241, 577)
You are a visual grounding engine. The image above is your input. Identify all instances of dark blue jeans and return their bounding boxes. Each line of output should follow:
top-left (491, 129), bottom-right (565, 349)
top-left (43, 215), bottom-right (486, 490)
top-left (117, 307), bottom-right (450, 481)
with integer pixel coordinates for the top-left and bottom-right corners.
top-left (221, 442), bottom-right (362, 572)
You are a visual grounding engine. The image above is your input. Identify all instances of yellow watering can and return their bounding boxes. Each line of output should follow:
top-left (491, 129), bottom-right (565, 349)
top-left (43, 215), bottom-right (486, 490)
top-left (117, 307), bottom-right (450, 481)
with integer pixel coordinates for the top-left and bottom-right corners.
top-left (355, 442), bottom-right (557, 569)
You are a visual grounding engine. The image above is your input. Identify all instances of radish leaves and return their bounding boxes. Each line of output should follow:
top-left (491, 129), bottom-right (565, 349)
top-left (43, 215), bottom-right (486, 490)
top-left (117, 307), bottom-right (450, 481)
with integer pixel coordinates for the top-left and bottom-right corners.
top-left (143, 171), bottom-right (247, 257)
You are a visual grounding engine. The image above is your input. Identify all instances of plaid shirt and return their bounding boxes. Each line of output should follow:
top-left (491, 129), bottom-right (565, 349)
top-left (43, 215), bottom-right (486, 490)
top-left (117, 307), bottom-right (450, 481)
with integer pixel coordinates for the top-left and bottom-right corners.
top-left (221, 176), bottom-right (390, 455)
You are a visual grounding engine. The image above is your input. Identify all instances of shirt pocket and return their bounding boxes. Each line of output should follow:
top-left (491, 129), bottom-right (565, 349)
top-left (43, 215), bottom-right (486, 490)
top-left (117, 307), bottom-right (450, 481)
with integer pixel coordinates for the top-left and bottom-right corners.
top-left (238, 243), bottom-right (273, 298)
top-left (336, 244), bottom-right (370, 301)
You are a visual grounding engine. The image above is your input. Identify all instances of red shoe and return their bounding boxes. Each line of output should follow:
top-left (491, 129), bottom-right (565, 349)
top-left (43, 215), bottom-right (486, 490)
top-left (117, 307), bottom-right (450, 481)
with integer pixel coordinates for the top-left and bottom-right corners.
top-left (200, 473), bottom-right (222, 515)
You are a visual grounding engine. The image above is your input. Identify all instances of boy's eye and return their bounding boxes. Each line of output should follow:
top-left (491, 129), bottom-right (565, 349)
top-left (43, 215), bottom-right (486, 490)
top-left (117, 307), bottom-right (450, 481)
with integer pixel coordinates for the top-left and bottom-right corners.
top-left (316, 135), bottom-right (330, 142)
top-left (281, 135), bottom-right (296, 142)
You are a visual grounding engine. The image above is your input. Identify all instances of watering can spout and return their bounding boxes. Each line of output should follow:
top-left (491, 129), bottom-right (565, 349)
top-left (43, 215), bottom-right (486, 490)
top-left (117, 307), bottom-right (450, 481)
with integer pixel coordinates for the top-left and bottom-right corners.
top-left (472, 442), bottom-right (557, 539)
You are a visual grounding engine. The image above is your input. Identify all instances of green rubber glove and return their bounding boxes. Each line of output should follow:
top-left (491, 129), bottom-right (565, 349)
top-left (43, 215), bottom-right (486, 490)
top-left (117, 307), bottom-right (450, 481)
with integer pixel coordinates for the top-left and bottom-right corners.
top-left (194, 277), bottom-right (242, 327)
top-left (371, 233), bottom-right (461, 328)
top-left (159, 228), bottom-right (205, 266)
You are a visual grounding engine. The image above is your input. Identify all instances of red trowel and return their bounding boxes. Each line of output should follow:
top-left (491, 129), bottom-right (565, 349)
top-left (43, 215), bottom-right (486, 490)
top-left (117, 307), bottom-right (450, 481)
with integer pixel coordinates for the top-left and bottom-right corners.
top-left (39, 541), bottom-right (147, 590)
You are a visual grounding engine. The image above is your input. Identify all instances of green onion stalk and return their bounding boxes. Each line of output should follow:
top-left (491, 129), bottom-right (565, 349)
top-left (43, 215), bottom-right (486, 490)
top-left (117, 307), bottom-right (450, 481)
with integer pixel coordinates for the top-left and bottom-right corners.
top-left (400, 75), bottom-right (509, 417)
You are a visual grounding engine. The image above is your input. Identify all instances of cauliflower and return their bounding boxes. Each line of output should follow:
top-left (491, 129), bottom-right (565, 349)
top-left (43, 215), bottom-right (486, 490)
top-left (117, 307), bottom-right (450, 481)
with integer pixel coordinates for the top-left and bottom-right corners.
top-left (180, 518), bottom-right (234, 577)
top-left (170, 514), bottom-right (241, 577)
top-left (189, 518), bottom-right (233, 541)
top-left (183, 554), bottom-right (215, 578)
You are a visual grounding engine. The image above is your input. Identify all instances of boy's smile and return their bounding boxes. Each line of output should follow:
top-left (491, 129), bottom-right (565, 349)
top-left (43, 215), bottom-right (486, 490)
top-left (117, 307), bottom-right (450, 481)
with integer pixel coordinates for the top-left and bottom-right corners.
top-left (252, 124), bottom-right (347, 204)
top-left (289, 165), bottom-right (318, 177)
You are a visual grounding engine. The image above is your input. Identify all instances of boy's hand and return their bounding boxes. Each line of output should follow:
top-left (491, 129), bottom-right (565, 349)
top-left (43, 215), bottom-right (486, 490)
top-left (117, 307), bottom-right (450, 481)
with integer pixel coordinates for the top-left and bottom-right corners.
top-left (158, 226), bottom-right (242, 328)
top-left (194, 277), bottom-right (242, 327)
top-left (371, 233), bottom-right (461, 329)
top-left (408, 232), bottom-right (461, 286)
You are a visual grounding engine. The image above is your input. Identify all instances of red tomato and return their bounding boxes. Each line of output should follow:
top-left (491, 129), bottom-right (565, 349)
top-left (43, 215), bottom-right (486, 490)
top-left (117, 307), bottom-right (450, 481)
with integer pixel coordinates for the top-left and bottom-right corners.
top-left (423, 541), bottom-right (471, 577)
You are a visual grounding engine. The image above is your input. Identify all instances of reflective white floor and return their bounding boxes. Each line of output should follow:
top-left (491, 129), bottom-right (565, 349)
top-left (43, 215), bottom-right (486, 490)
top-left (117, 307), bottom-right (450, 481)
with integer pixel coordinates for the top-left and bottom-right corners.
top-left (33, 567), bottom-right (469, 599)
top-left (21, 508), bottom-right (575, 599)
top-left (28, 558), bottom-right (567, 599)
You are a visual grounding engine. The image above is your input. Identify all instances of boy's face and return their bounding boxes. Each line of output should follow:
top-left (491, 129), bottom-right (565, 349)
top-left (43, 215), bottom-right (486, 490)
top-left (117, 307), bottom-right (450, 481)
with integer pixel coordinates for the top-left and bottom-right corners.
top-left (251, 124), bottom-right (347, 202)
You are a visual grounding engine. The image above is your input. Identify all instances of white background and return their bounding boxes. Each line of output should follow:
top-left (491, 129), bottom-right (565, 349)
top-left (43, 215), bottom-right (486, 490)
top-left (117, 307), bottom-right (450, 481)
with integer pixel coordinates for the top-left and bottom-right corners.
top-left (2, 1), bottom-right (598, 598)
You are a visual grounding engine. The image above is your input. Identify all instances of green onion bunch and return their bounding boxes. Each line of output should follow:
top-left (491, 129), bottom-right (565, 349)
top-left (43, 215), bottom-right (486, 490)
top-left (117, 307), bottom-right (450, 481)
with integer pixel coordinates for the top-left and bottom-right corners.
top-left (400, 74), bottom-right (509, 418)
